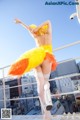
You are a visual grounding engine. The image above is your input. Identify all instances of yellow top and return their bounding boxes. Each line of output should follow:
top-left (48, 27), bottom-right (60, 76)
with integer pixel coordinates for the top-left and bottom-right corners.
top-left (41, 44), bottom-right (53, 54)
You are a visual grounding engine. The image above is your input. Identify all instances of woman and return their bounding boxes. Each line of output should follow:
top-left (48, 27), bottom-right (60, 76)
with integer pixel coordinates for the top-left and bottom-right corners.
top-left (10, 19), bottom-right (57, 120)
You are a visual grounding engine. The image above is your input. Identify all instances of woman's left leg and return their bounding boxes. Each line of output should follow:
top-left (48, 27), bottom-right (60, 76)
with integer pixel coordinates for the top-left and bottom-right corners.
top-left (41, 59), bottom-right (53, 120)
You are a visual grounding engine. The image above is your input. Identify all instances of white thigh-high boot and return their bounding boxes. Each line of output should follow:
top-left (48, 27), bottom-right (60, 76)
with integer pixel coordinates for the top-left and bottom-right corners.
top-left (35, 72), bottom-right (46, 113)
top-left (44, 74), bottom-right (53, 111)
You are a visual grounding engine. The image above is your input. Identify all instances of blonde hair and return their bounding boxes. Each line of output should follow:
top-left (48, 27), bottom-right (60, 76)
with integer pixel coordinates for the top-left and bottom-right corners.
top-left (29, 24), bottom-right (37, 29)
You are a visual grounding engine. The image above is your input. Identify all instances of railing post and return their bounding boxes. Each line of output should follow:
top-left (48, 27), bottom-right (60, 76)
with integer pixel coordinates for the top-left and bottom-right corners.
top-left (2, 68), bottom-right (6, 108)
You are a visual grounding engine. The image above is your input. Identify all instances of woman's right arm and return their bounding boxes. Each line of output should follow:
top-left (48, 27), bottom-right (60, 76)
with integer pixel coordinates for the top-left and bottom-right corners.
top-left (14, 18), bottom-right (30, 30)
top-left (14, 18), bottom-right (38, 39)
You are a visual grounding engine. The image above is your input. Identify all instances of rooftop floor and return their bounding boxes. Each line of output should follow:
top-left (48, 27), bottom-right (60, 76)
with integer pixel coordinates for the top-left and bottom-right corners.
top-left (1, 114), bottom-right (80, 120)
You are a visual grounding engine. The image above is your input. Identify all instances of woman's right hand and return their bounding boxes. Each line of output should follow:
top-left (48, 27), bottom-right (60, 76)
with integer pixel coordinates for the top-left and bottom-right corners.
top-left (14, 18), bottom-right (22, 24)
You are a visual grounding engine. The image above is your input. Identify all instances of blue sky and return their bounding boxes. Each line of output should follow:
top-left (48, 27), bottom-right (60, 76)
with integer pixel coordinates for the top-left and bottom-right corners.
top-left (0, 0), bottom-right (80, 69)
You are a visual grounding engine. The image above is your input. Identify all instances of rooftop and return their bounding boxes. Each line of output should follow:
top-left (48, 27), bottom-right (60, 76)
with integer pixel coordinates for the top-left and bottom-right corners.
top-left (1, 114), bottom-right (80, 120)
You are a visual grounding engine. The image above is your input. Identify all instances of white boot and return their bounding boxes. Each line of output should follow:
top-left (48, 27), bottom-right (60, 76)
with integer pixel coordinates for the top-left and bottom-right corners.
top-left (44, 82), bottom-right (53, 110)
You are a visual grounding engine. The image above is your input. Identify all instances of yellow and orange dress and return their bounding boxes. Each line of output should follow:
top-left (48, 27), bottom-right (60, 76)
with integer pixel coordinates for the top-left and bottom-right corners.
top-left (8, 25), bottom-right (57, 76)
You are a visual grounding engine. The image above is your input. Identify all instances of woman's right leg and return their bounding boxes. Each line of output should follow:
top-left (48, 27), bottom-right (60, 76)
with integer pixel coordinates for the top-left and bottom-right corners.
top-left (34, 66), bottom-right (52, 120)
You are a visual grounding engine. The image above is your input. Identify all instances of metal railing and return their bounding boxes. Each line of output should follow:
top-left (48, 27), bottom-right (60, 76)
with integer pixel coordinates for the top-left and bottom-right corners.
top-left (0, 40), bottom-right (80, 108)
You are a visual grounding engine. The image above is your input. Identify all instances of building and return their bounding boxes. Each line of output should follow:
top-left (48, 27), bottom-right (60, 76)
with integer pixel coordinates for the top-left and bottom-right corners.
top-left (51, 60), bottom-right (79, 77)
top-left (56, 60), bottom-right (79, 76)
top-left (56, 77), bottom-right (75, 93)
top-left (71, 75), bottom-right (80, 105)
top-left (21, 74), bottom-right (37, 113)
top-left (5, 78), bottom-right (22, 106)
top-left (50, 60), bottom-right (80, 113)
top-left (0, 79), bottom-right (10, 116)
top-left (0, 80), bottom-right (4, 110)
top-left (77, 62), bottom-right (80, 72)
top-left (21, 74), bottom-right (37, 95)
top-left (50, 60), bottom-right (79, 92)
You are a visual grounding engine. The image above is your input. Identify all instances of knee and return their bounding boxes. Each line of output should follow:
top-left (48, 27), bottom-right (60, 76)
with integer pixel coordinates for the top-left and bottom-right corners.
top-left (43, 73), bottom-right (50, 81)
